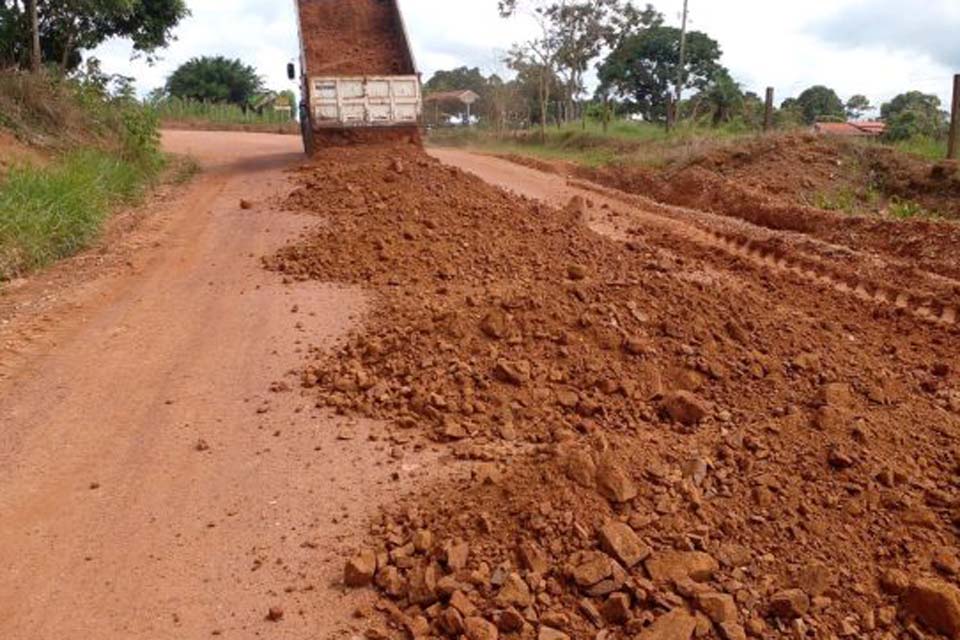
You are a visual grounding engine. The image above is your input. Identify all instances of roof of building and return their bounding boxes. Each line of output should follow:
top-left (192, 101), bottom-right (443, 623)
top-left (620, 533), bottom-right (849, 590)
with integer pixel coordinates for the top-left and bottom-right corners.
top-left (813, 121), bottom-right (887, 137)
top-left (424, 90), bottom-right (480, 104)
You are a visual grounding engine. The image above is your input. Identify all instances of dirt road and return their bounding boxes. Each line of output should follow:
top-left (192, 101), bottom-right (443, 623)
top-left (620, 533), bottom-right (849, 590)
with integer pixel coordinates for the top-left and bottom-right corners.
top-left (0, 131), bottom-right (441, 639)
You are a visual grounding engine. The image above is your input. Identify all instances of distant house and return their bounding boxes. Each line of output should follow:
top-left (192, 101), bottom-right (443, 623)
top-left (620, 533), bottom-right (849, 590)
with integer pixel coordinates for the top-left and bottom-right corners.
top-left (424, 90), bottom-right (481, 126)
top-left (813, 121), bottom-right (886, 137)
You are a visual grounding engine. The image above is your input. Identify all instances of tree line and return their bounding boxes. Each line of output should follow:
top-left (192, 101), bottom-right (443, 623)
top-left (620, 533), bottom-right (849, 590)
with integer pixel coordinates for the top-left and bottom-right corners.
top-left (425, 1), bottom-right (951, 144)
top-left (1, 0), bottom-right (188, 72)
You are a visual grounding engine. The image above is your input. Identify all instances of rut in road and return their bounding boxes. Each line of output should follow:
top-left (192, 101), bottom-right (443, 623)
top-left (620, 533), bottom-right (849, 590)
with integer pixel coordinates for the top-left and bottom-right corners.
top-left (267, 143), bottom-right (960, 640)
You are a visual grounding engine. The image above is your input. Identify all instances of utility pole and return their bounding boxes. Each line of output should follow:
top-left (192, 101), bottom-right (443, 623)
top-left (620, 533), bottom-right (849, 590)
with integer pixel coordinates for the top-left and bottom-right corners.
top-left (949, 74), bottom-right (960, 160)
top-left (764, 87), bottom-right (775, 132)
top-left (675, 0), bottom-right (689, 105)
top-left (27, 0), bottom-right (41, 73)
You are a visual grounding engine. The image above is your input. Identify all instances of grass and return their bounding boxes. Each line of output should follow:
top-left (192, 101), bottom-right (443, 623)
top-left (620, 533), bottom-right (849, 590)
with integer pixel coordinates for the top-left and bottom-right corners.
top-left (891, 136), bottom-right (948, 162)
top-left (0, 149), bottom-right (158, 279)
top-left (428, 120), bottom-right (773, 168)
top-left (152, 97), bottom-right (295, 126)
top-left (888, 197), bottom-right (937, 220)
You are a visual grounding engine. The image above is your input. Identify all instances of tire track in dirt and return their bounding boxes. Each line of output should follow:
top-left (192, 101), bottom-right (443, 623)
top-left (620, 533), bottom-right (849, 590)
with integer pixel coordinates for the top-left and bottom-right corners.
top-left (429, 149), bottom-right (957, 331)
top-left (568, 178), bottom-right (958, 328)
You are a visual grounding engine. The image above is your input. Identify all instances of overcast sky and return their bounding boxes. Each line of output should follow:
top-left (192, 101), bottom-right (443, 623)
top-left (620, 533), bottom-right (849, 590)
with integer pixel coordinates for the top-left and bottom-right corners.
top-left (94, 0), bottom-right (959, 113)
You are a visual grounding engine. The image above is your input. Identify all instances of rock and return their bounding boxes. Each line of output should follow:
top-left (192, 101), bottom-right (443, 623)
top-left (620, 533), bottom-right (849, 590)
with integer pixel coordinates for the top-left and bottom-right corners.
top-left (819, 382), bottom-right (853, 407)
top-left (660, 391), bottom-right (708, 425)
top-left (828, 447), bottom-right (856, 470)
top-left (464, 616), bottom-right (499, 640)
top-left (718, 622), bottom-right (748, 640)
top-left (450, 590), bottom-right (478, 617)
top-left (879, 568), bottom-right (910, 595)
top-left (407, 562), bottom-right (440, 605)
top-left (695, 592), bottom-right (738, 625)
top-left (265, 606), bottom-right (284, 622)
top-left (934, 550), bottom-right (960, 576)
top-left (444, 539), bottom-right (470, 570)
top-left (571, 552), bottom-right (614, 587)
top-left (518, 542), bottom-right (550, 574)
top-left (344, 549), bottom-right (378, 587)
top-left (439, 607), bottom-right (465, 635)
top-left (375, 565), bottom-right (406, 598)
top-left (601, 592), bottom-right (632, 625)
top-left (480, 311), bottom-right (508, 340)
top-left (496, 608), bottom-right (524, 633)
top-left (562, 447), bottom-right (596, 488)
top-left (495, 573), bottom-right (533, 608)
top-left (636, 609), bottom-right (698, 640)
top-left (239, 199), bottom-right (254, 210)
top-left (798, 563), bottom-right (831, 596)
top-left (567, 264), bottom-right (588, 281)
top-left (768, 589), bottom-right (810, 619)
top-left (596, 461), bottom-right (637, 503)
top-left (645, 551), bottom-right (718, 583)
top-left (493, 360), bottom-right (530, 386)
top-left (413, 529), bottom-right (434, 553)
top-left (599, 521), bottom-right (651, 568)
top-left (902, 578), bottom-right (960, 638)
top-left (539, 627), bottom-right (570, 640)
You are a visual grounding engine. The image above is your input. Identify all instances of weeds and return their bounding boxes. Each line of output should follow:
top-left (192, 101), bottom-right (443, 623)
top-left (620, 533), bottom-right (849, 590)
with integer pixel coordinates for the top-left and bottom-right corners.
top-left (151, 97), bottom-right (294, 126)
top-left (0, 149), bottom-right (158, 279)
top-left (888, 197), bottom-right (936, 220)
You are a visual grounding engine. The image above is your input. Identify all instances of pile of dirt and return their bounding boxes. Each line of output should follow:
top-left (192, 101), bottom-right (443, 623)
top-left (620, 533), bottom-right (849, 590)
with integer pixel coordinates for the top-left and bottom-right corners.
top-left (539, 136), bottom-right (960, 281)
top-left (298, 0), bottom-right (415, 76)
top-left (268, 144), bottom-right (960, 640)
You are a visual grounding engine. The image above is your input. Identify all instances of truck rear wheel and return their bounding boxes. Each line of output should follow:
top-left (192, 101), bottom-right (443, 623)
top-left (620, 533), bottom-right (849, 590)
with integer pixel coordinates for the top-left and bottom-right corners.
top-left (300, 105), bottom-right (316, 156)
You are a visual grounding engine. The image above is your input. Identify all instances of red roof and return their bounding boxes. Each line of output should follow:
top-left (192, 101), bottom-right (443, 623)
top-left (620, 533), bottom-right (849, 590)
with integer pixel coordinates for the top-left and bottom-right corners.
top-left (814, 121), bottom-right (886, 137)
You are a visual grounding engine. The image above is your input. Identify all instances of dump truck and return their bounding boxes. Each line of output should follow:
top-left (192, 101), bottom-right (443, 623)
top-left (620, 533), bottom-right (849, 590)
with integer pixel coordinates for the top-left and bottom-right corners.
top-left (288, 0), bottom-right (422, 154)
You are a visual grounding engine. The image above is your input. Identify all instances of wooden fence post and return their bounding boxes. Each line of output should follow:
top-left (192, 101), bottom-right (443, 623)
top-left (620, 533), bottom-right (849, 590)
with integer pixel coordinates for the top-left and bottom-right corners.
top-left (948, 74), bottom-right (960, 160)
top-left (764, 87), bottom-right (775, 132)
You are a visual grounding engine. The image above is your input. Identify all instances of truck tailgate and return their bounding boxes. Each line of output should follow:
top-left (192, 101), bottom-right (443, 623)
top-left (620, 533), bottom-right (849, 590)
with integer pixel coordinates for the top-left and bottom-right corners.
top-left (309, 76), bottom-right (421, 128)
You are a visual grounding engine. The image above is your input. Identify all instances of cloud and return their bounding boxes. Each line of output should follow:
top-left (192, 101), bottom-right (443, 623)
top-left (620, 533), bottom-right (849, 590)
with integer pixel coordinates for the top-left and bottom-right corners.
top-left (93, 0), bottom-right (957, 112)
top-left (810, 0), bottom-right (960, 71)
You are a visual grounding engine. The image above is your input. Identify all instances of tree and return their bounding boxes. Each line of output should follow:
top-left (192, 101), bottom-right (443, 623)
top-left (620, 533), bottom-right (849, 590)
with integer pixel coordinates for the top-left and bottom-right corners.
top-left (27, 0), bottom-right (40, 72)
top-left (701, 70), bottom-right (743, 126)
top-left (500, 1), bottom-right (662, 125)
top-left (597, 25), bottom-right (724, 122)
top-left (0, 0), bottom-right (189, 71)
top-left (845, 94), bottom-right (872, 120)
top-left (881, 91), bottom-right (946, 140)
top-left (794, 85), bottom-right (845, 124)
top-left (165, 56), bottom-right (264, 107)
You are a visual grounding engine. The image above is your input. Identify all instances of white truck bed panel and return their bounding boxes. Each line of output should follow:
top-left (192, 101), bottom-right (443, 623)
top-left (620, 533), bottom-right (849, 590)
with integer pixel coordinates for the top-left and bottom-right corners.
top-left (309, 76), bottom-right (421, 128)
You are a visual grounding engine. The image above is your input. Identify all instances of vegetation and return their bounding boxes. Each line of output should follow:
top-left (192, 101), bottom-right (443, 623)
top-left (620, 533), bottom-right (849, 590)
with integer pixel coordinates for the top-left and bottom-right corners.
top-left (149, 96), bottom-right (295, 126)
top-left (0, 68), bottom-right (165, 280)
top-left (0, 149), bottom-right (152, 277)
top-left (0, 0), bottom-right (189, 71)
top-left (793, 85), bottom-right (845, 124)
top-left (164, 56), bottom-right (264, 107)
top-left (881, 91), bottom-right (946, 141)
top-left (598, 26), bottom-right (724, 122)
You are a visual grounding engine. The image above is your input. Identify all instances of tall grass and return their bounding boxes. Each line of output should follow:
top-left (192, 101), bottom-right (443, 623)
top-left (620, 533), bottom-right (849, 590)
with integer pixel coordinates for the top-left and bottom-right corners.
top-left (152, 97), bottom-right (294, 126)
top-left (891, 136), bottom-right (948, 161)
top-left (0, 149), bottom-right (153, 279)
top-left (428, 120), bottom-right (769, 167)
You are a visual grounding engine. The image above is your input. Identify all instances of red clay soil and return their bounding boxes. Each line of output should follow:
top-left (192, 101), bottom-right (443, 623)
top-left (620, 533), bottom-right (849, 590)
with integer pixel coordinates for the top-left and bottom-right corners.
top-left (298, 0), bottom-right (414, 76)
top-left (500, 135), bottom-right (960, 283)
top-left (267, 143), bottom-right (960, 640)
